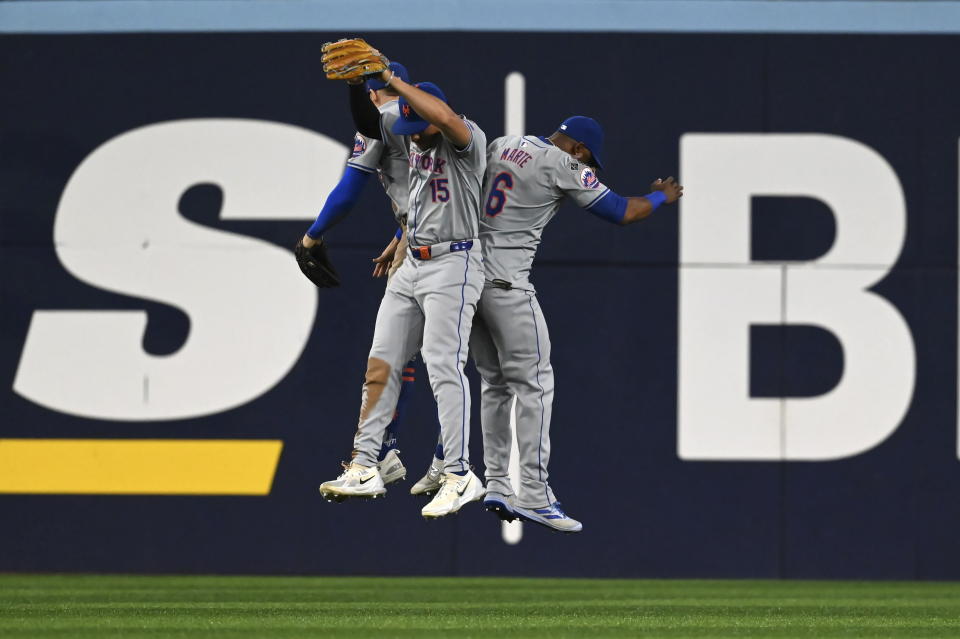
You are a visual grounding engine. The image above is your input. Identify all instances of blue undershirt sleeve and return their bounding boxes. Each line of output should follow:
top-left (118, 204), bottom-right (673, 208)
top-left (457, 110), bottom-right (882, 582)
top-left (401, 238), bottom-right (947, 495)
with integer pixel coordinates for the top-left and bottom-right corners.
top-left (585, 189), bottom-right (628, 224)
top-left (306, 167), bottom-right (373, 239)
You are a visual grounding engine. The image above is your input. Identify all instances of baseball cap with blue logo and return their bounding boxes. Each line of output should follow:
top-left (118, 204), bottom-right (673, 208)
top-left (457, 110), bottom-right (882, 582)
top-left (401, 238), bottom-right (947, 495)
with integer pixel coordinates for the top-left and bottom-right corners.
top-left (366, 61), bottom-right (409, 91)
top-left (556, 116), bottom-right (605, 170)
top-left (392, 81), bottom-right (448, 135)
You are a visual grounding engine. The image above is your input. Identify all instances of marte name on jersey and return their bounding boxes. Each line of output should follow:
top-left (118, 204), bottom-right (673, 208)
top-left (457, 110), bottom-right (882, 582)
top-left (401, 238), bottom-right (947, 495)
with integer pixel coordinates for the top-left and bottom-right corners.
top-left (499, 147), bottom-right (533, 168)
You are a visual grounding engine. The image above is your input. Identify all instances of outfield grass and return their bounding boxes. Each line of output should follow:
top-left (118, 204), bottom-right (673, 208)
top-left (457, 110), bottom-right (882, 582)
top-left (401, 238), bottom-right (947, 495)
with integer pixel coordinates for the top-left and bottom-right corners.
top-left (2, 575), bottom-right (960, 638)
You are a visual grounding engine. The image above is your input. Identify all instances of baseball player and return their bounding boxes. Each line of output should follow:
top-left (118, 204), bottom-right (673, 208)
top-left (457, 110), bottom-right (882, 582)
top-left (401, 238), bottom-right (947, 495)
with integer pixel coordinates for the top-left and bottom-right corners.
top-left (318, 47), bottom-right (490, 518)
top-left (472, 117), bottom-right (682, 532)
top-left (295, 61), bottom-right (416, 488)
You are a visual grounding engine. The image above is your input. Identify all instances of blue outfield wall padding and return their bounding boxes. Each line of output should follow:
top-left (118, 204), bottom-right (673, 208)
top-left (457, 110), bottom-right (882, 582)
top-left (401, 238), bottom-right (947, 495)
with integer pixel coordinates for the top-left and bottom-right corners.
top-left (4, 0), bottom-right (960, 34)
top-left (0, 30), bottom-right (959, 579)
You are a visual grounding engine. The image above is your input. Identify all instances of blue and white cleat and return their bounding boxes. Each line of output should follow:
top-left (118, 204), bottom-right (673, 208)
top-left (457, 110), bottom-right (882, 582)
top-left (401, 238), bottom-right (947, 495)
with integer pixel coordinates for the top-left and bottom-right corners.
top-left (483, 492), bottom-right (518, 522)
top-left (513, 502), bottom-right (583, 533)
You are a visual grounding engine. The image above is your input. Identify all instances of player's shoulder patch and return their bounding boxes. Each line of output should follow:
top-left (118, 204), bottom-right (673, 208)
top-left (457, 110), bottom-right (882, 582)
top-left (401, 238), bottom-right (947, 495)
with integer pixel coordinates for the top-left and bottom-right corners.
top-left (580, 167), bottom-right (600, 189)
top-left (351, 134), bottom-right (367, 158)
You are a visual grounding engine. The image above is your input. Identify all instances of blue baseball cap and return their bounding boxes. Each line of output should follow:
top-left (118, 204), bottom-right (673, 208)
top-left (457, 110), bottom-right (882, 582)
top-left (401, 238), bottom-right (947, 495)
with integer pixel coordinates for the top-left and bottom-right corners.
top-left (392, 82), bottom-right (448, 136)
top-left (366, 61), bottom-right (409, 91)
top-left (556, 116), bottom-right (605, 170)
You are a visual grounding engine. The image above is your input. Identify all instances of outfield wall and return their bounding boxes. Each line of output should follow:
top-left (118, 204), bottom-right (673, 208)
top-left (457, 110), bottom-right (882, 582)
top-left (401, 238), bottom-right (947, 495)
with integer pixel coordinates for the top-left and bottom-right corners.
top-left (2, 30), bottom-right (959, 579)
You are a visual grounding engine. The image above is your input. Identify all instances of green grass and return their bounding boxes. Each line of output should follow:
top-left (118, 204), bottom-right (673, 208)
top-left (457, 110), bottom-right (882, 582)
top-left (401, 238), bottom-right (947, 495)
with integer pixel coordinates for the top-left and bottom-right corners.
top-left (2, 575), bottom-right (960, 638)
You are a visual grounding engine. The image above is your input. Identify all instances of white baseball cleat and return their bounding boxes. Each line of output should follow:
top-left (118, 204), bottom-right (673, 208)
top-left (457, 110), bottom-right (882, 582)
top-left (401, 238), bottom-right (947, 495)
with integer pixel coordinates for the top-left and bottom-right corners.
top-left (319, 463), bottom-right (386, 500)
top-left (378, 449), bottom-right (406, 486)
top-left (409, 456), bottom-right (444, 496)
top-left (421, 470), bottom-right (486, 518)
top-left (513, 502), bottom-right (583, 533)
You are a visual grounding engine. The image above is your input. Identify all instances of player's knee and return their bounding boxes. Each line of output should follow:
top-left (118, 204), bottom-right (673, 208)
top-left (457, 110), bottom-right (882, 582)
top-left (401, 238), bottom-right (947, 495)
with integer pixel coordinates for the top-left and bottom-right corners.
top-left (419, 348), bottom-right (454, 374)
top-left (480, 377), bottom-right (510, 394)
top-left (364, 357), bottom-right (391, 388)
top-left (420, 344), bottom-right (467, 370)
top-left (358, 357), bottom-right (391, 421)
top-left (499, 362), bottom-right (528, 385)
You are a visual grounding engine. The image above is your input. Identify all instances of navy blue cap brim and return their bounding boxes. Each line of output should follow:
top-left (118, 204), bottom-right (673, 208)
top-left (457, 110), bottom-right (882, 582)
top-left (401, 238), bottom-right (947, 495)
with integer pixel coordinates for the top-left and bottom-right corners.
top-left (579, 140), bottom-right (604, 170)
top-left (392, 117), bottom-right (430, 135)
top-left (554, 127), bottom-right (605, 170)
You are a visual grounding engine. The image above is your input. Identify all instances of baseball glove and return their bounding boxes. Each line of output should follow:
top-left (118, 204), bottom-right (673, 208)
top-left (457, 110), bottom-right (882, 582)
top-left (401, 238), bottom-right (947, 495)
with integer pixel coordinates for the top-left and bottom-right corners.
top-left (321, 38), bottom-right (389, 81)
top-left (294, 239), bottom-right (341, 288)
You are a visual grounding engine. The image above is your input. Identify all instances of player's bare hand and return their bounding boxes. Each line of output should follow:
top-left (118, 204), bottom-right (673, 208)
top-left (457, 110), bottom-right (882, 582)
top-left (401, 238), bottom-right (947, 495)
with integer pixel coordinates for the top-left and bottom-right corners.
top-left (651, 176), bottom-right (683, 204)
top-left (372, 236), bottom-right (400, 278)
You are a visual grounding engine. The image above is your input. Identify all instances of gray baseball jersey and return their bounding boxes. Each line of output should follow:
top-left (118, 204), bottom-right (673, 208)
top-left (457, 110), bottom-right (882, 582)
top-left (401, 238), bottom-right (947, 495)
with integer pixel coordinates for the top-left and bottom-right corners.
top-left (470, 134), bottom-right (614, 510)
top-left (350, 120), bottom-right (488, 476)
top-left (406, 118), bottom-right (487, 248)
top-left (480, 135), bottom-right (611, 288)
top-left (345, 101), bottom-right (411, 224)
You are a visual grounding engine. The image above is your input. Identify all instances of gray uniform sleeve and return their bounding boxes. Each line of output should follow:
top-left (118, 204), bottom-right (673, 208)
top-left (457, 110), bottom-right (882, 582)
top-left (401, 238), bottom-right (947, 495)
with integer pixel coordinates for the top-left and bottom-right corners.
top-left (345, 132), bottom-right (385, 174)
top-left (553, 154), bottom-right (611, 210)
top-left (451, 118), bottom-right (486, 170)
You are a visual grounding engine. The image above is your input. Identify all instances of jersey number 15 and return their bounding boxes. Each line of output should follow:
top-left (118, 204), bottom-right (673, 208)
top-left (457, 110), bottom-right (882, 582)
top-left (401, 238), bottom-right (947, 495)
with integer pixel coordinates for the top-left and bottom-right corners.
top-left (430, 178), bottom-right (450, 203)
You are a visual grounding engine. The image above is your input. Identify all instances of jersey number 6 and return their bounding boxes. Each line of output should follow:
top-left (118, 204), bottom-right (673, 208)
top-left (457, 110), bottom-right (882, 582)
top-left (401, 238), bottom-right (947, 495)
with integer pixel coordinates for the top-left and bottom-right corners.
top-left (485, 172), bottom-right (514, 217)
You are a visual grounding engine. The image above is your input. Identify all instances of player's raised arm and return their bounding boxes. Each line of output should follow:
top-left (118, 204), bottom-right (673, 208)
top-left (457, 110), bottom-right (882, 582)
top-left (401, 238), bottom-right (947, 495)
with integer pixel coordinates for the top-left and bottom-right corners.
top-left (377, 71), bottom-right (472, 148)
top-left (547, 116), bottom-right (683, 226)
top-left (348, 82), bottom-right (383, 140)
top-left (346, 62), bottom-right (410, 140)
top-left (321, 38), bottom-right (398, 139)
top-left (577, 176), bottom-right (683, 226)
top-left (619, 177), bottom-right (684, 225)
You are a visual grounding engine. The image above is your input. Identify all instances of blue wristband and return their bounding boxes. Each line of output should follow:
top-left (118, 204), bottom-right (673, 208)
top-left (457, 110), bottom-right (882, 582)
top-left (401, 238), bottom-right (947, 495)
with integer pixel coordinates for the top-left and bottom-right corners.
top-left (644, 191), bottom-right (668, 210)
top-left (394, 227), bottom-right (403, 240)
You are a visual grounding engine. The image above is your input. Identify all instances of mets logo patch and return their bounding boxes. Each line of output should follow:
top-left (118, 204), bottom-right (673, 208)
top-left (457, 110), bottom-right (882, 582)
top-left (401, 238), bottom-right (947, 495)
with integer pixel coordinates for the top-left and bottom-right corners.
top-left (580, 167), bottom-right (600, 189)
top-left (351, 135), bottom-right (366, 158)
top-left (402, 104), bottom-right (412, 118)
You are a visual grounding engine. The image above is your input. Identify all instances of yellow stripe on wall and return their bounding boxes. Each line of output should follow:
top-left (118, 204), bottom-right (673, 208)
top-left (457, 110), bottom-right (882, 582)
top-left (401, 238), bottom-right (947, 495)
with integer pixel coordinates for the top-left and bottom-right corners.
top-left (0, 439), bottom-right (283, 495)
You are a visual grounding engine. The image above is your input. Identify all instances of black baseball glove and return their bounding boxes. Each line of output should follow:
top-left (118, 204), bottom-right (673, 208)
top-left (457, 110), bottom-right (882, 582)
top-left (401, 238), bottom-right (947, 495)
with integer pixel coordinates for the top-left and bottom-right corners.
top-left (294, 239), bottom-right (341, 288)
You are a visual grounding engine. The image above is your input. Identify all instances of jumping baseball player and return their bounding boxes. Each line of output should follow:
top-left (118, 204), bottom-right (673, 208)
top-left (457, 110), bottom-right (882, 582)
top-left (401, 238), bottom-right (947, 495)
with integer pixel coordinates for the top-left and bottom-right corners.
top-left (316, 40), bottom-right (489, 518)
top-left (472, 117), bottom-right (682, 532)
top-left (294, 61), bottom-right (416, 488)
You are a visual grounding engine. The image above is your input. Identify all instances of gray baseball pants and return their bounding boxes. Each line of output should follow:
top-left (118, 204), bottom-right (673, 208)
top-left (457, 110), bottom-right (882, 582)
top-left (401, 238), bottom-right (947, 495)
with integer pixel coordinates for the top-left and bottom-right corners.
top-left (470, 284), bottom-right (557, 508)
top-left (352, 245), bottom-right (484, 474)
